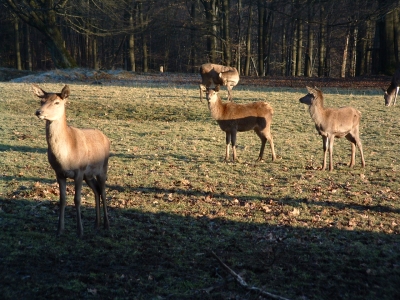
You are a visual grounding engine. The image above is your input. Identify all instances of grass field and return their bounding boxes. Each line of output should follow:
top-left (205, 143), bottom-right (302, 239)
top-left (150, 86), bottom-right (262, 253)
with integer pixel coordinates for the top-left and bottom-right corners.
top-left (0, 80), bottom-right (399, 299)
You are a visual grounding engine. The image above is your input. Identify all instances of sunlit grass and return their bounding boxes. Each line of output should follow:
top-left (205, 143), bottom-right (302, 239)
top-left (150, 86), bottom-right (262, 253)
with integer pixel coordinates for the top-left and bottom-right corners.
top-left (0, 81), bottom-right (399, 299)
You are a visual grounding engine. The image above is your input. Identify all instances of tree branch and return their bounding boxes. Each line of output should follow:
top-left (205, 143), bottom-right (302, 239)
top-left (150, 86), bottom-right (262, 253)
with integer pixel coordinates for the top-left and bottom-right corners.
top-left (211, 251), bottom-right (291, 300)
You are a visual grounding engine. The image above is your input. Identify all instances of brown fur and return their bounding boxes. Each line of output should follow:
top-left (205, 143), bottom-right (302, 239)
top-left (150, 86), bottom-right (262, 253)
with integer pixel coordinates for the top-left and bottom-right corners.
top-left (383, 67), bottom-right (400, 106)
top-left (201, 85), bottom-right (276, 162)
top-left (299, 86), bottom-right (365, 171)
top-left (33, 84), bottom-right (110, 237)
top-left (199, 63), bottom-right (239, 102)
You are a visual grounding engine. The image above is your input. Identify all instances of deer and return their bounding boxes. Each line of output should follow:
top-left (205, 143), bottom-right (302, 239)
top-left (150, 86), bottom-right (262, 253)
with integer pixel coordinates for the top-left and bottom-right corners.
top-left (299, 86), bottom-right (365, 171)
top-left (199, 63), bottom-right (239, 102)
top-left (383, 67), bottom-right (400, 106)
top-left (201, 85), bottom-right (276, 162)
top-left (33, 84), bottom-right (110, 237)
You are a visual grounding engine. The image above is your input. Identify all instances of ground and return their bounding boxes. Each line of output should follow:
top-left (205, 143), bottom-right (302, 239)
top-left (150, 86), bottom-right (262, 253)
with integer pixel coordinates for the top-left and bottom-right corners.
top-left (4, 67), bottom-right (391, 89)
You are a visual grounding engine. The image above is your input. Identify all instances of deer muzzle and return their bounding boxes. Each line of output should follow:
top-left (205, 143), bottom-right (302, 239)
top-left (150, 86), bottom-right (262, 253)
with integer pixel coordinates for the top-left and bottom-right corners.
top-left (35, 110), bottom-right (45, 119)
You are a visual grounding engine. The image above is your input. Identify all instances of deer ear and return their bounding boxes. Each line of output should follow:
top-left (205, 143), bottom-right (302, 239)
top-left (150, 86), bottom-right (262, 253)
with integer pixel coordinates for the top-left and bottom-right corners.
top-left (32, 84), bottom-right (46, 98)
top-left (215, 85), bottom-right (220, 92)
top-left (306, 86), bottom-right (314, 94)
top-left (60, 85), bottom-right (70, 100)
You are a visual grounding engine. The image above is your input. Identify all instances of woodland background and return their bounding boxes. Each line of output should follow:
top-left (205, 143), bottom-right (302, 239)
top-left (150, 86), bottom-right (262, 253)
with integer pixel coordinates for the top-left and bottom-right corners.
top-left (0, 0), bottom-right (399, 78)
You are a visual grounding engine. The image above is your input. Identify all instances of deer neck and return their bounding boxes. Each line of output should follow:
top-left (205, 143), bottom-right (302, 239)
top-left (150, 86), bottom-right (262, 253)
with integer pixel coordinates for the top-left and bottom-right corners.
top-left (208, 95), bottom-right (225, 120)
top-left (309, 97), bottom-right (325, 125)
top-left (45, 114), bottom-right (73, 158)
top-left (387, 82), bottom-right (397, 94)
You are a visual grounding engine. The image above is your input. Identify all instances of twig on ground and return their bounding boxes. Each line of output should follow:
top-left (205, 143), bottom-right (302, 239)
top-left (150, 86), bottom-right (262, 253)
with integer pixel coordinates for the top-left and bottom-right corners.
top-left (210, 250), bottom-right (291, 300)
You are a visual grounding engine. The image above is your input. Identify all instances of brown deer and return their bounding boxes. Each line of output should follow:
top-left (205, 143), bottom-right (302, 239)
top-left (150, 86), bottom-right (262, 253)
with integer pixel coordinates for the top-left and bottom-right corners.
top-left (201, 85), bottom-right (276, 162)
top-left (299, 86), bottom-right (365, 171)
top-left (383, 67), bottom-right (400, 106)
top-left (33, 84), bottom-right (110, 237)
top-left (199, 63), bottom-right (239, 102)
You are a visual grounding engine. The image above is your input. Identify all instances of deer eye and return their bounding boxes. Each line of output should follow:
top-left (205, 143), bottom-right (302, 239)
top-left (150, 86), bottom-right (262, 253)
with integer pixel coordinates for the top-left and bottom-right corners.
top-left (54, 101), bottom-right (60, 105)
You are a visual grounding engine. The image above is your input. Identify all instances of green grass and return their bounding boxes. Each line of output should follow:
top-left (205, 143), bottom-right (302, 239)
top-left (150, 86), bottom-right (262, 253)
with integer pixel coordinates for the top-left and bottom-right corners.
top-left (0, 82), bottom-right (399, 299)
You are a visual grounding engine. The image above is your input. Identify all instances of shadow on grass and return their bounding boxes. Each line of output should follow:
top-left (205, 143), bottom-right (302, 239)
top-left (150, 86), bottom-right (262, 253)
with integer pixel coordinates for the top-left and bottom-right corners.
top-left (108, 184), bottom-right (400, 216)
top-left (0, 144), bottom-right (47, 154)
top-left (1, 195), bottom-right (399, 300)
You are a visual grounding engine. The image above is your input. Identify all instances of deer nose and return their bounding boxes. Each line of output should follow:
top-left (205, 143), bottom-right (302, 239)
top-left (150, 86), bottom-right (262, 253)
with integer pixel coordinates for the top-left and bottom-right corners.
top-left (35, 110), bottom-right (42, 116)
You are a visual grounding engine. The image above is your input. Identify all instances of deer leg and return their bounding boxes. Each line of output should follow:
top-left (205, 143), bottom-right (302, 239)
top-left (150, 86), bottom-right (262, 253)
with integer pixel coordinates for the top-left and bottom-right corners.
top-left (227, 85), bottom-right (233, 102)
top-left (345, 134), bottom-right (356, 167)
top-left (231, 130), bottom-right (238, 161)
top-left (356, 137), bottom-right (365, 168)
top-left (321, 136), bottom-right (328, 171)
top-left (225, 132), bottom-right (231, 162)
top-left (57, 176), bottom-right (67, 236)
top-left (264, 125), bottom-right (276, 161)
top-left (350, 143), bottom-right (356, 167)
top-left (254, 129), bottom-right (268, 161)
top-left (328, 136), bottom-right (335, 171)
top-left (199, 85), bottom-right (203, 102)
top-left (97, 173), bottom-right (110, 229)
top-left (74, 174), bottom-right (84, 237)
top-left (84, 177), bottom-right (101, 229)
top-left (255, 131), bottom-right (266, 162)
top-left (346, 130), bottom-right (365, 168)
top-left (393, 86), bottom-right (399, 105)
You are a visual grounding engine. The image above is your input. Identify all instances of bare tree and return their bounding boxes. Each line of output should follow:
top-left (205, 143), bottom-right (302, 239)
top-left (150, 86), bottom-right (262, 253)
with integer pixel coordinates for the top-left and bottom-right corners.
top-left (4, 0), bottom-right (77, 68)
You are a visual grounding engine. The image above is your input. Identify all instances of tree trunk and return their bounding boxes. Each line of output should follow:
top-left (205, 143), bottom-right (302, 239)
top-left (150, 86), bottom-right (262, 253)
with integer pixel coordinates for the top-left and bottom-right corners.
top-left (373, 4), bottom-right (399, 74)
top-left (5, 0), bottom-right (77, 68)
top-left (356, 19), bottom-right (372, 75)
top-left (257, 0), bottom-right (264, 75)
top-left (394, 8), bottom-right (399, 64)
top-left (128, 15), bottom-right (135, 71)
top-left (44, 28), bottom-right (77, 68)
top-left (93, 35), bottom-right (99, 70)
top-left (138, 1), bottom-right (148, 72)
top-left (222, 0), bottom-right (231, 66)
top-left (341, 26), bottom-right (350, 78)
top-left (384, 8), bottom-right (397, 73)
top-left (266, 13), bottom-right (274, 75)
top-left (190, 1), bottom-right (198, 72)
top-left (296, 19), bottom-right (303, 76)
top-left (245, 2), bottom-right (253, 76)
top-left (201, 0), bottom-right (218, 62)
top-left (237, 0), bottom-right (242, 72)
top-left (324, 24), bottom-right (331, 77)
top-left (304, 4), bottom-right (313, 77)
top-left (350, 24), bottom-right (358, 77)
top-left (318, 5), bottom-right (326, 77)
top-left (14, 17), bottom-right (22, 70)
top-left (292, 22), bottom-right (297, 76)
top-left (24, 23), bottom-right (32, 71)
top-left (282, 24), bottom-right (287, 76)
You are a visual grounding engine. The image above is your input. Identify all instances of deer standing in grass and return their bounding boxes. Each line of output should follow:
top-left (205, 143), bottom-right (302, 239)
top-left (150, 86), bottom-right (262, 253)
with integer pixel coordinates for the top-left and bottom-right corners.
top-left (299, 86), bottom-right (365, 171)
top-left (383, 67), bottom-right (400, 106)
top-left (33, 84), bottom-right (110, 237)
top-left (199, 63), bottom-right (239, 102)
top-left (201, 85), bottom-right (276, 162)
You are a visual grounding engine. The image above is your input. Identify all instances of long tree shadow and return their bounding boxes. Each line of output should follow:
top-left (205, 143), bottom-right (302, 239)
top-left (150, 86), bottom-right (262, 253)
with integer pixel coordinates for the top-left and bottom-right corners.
top-left (0, 144), bottom-right (47, 154)
top-left (108, 183), bottom-right (400, 215)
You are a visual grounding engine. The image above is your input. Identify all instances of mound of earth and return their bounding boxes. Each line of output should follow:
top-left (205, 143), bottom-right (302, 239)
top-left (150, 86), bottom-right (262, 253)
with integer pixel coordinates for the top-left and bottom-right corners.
top-left (4, 67), bottom-right (391, 90)
top-left (0, 67), bottom-right (36, 81)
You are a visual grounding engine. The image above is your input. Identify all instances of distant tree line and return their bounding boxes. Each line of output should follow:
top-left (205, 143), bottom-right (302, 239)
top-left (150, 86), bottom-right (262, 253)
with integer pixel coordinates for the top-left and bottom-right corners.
top-left (0, 0), bottom-right (399, 77)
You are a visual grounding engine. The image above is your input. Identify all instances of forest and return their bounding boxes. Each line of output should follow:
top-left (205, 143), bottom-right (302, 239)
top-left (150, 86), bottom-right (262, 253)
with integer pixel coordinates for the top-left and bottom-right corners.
top-left (0, 0), bottom-right (399, 78)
